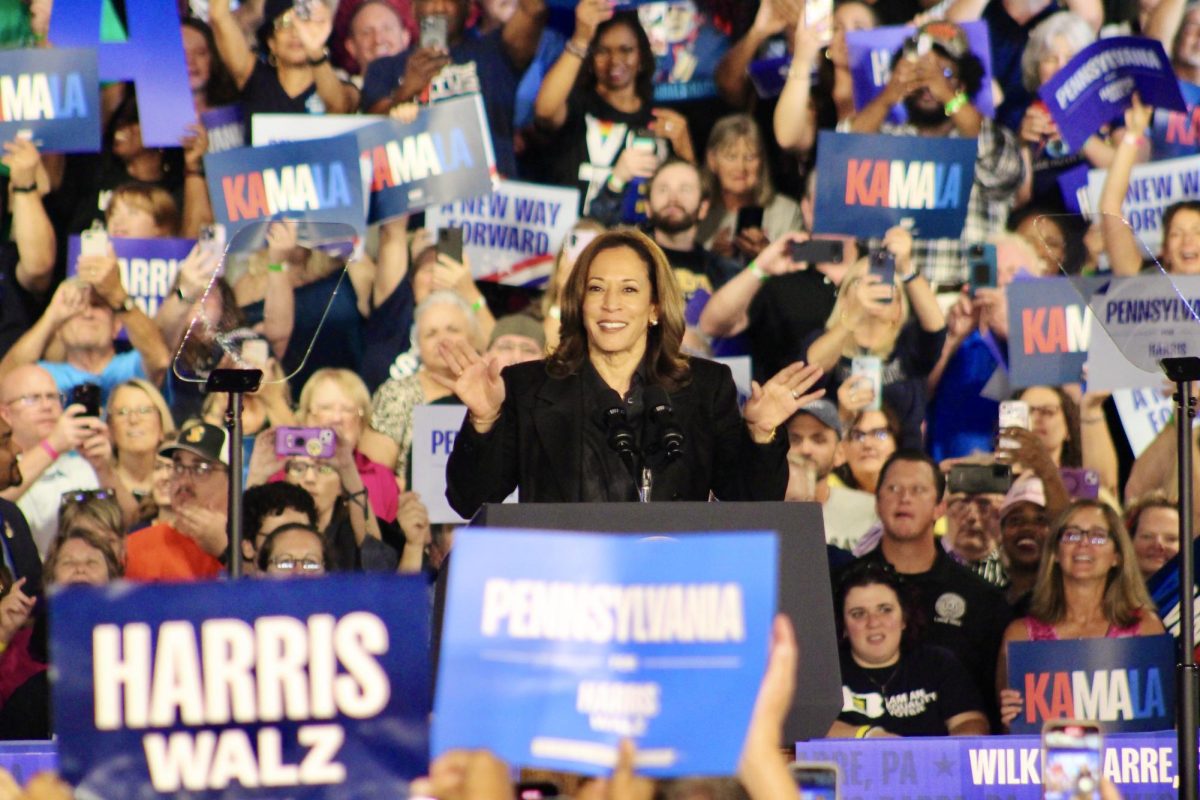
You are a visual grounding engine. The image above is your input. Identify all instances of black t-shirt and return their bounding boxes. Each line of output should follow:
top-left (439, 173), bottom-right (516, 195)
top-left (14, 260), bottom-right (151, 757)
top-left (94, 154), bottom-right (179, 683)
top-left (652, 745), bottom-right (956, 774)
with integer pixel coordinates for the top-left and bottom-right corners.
top-left (360, 277), bottom-right (415, 394)
top-left (241, 59), bottom-right (321, 120)
top-left (837, 644), bottom-right (984, 736)
top-left (0, 245), bottom-right (46, 360)
top-left (659, 244), bottom-right (740, 306)
top-left (746, 269), bottom-right (838, 383)
top-left (544, 92), bottom-right (654, 215)
top-left (844, 546), bottom-right (1012, 726)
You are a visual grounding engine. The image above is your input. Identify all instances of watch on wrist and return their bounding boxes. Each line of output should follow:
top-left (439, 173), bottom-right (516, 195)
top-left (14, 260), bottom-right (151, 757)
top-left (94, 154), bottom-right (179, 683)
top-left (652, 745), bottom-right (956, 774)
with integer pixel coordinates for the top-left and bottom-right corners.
top-left (112, 296), bottom-right (137, 314)
top-left (308, 47), bottom-right (330, 66)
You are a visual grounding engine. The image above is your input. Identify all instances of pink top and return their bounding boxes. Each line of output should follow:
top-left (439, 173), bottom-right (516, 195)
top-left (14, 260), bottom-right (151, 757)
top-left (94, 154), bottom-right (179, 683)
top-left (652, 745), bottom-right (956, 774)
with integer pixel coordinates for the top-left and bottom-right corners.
top-left (1025, 615), bottom-right (1141, 640)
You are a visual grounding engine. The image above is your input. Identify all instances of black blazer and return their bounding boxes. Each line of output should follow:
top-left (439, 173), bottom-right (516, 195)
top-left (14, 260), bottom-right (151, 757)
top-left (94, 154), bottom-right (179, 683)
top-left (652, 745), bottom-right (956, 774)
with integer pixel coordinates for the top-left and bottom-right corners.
top-left (0, 499), bottom-right (42, 595)
top-left (446, 357), bottom-right (788, 518)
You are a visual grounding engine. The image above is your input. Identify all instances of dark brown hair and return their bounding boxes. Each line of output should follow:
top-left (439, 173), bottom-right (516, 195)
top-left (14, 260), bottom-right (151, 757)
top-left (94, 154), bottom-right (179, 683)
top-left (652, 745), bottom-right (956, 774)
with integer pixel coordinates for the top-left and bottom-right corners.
top-left (547, 228), bottom-right (690, 391)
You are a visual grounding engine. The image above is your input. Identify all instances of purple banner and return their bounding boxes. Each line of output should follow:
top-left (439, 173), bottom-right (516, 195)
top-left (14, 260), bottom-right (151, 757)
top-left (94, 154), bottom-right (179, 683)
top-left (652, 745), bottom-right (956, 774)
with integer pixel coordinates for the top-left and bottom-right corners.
top-left (846, 21), bottom-right (995, 123)
top-left (1039, 37), bottom-right (1185, 153)
top-left (200, 105), bottom-right (244, 155)
top-left (67, 236), bottom-right (196, 321)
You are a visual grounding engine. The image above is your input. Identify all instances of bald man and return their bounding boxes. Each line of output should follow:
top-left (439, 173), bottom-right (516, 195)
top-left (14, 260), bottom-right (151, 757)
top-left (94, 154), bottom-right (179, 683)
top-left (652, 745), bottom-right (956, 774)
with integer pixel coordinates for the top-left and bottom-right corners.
top-left (0, 364), bottom-right (133, 556)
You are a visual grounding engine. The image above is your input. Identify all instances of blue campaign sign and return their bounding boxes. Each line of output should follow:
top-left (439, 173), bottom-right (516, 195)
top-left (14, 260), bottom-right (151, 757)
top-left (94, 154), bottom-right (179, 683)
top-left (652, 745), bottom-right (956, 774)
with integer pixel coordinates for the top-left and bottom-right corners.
top-left (433, 528), bottom-right (777, 777)
top-left (357, 94), bottom-right (497, 224)
top-left (204, 134), bottom-right (367, 240)
top-left (1039, 37), bottom-right (1185, 153)
top-left (1005, 277), bottom-right (1101, 388)
top-left (48, 0), bottom-right (192, 148)
top-left (202, 105), bottom-right (245, 155)
top-left (67, 236), bottom-right (195, 319)
top-left (1006, 636), bottom-right (1175, 734)
top-left (1148, 537), bottom-right (1200, 646)
top-left (812, 130), bottom-right (976, 239)
top-left (1150, 80), bottom-right (1200, 159)
top-left (748, 56), bottom-right (790, 100)
top-left (847, 21), bottom-right (995, 123)
top-left (795, 731), bottom-right (1180, 797)
top-left (0, 48), bottom-right (99, 152)
top-left (51, 573), bottom-right (431, 798)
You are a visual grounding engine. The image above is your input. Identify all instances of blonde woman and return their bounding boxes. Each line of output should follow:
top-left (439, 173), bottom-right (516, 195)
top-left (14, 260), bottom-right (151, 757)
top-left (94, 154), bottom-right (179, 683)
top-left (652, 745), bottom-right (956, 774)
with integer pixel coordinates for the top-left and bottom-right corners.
top-left (804, 226), bottom-right (945, 448)
top-left (108, 378), bottom-right (175, 504)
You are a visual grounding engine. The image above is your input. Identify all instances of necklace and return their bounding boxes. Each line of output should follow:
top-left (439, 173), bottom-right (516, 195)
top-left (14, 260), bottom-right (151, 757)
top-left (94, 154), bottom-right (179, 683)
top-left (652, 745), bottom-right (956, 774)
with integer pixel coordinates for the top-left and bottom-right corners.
top-left (862, 660), bottom-right (902, 699)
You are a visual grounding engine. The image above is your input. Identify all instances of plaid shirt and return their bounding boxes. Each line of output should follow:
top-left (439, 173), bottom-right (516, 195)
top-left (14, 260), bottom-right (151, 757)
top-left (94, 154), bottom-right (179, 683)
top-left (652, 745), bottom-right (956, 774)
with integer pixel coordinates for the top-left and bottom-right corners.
top-left (838, 117), bottom-right (1025, 287)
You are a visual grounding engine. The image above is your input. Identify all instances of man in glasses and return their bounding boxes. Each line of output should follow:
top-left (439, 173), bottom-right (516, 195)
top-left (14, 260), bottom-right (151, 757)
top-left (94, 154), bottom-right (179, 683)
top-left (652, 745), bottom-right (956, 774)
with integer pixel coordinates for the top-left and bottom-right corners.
top-left (942, 463), bottom-right (1012, 588)
top-left (0, 364), bottom-right (133, 557)
top-left (125, 421), bottom-right (230, 581)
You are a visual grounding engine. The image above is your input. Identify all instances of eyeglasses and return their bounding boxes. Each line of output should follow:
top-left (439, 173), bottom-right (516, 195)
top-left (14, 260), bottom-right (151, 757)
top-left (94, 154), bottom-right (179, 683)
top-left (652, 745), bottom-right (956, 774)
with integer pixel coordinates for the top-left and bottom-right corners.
top-left (60, 489), bottom-right (115, 508)
top-left (1059, 526), bottom-right (1111, 546)
top-left (172, 460), bottom-right (225, 480)
top-left (286, 460), bottom-right (337, 478)
top-left (112, 405), bottom-right (156, 419)
top-left (849, 427), bottom-right (892, 444)
top-left (269, 556), bottom-right (324, 573)
top-left (880, 484), bottom-right (933, 499)
top-left (4, 391), bottom-right (64, 408)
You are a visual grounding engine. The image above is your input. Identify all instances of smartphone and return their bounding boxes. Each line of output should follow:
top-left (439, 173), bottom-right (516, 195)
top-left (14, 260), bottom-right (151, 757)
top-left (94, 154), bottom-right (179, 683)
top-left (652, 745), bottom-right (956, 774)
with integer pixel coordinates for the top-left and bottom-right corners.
top-left (436, 227), bottom-right (464, 263)
top-left (788, 239), bottom-right (844, 264)
top-left (565, 229), bottom-right (598, 263)
top-left (736, 206), bottom-right (765, 234)
top-left (275, 427), bottom-right (336, 459)
top-left (240, 336), bottom-right (270, 368)
top-left (967, 243), bottom-right (997, 293)
top-left (80, 228), bottom-right (109, 257)
top-left (850, 356), bottom-right (882, 411)
top-left (998, 399), bottom-right (1031, 451)
top-left (199, 223), bottom-right (226, 258)
top-left (514, 782), bottom-right (559, 800)
top-left (1042, 721), bottom-right (1102, 800)
top-left (419, 14), bottom-right (448, 50)
top-left (70, 382), bottom-right (102, 418)
top-left (948, 463), bottom-right (1013, 495)
top-left (868, 249), bottom-right (896, 302)
top-left (630, 128), bottom-right (658, 152)
top-left (1060, 467), bottom-right (1101, 500)
top-left (804, 0), bottom-right (833, 43)
top-left (790, 761), bottom-right (839, 800)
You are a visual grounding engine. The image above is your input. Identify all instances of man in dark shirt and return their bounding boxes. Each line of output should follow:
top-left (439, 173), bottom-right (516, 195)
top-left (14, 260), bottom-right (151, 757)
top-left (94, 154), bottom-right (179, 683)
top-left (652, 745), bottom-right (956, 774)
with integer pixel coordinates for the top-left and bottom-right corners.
top-left (360, 0), bottom-right (547, 177)
top-left (842, 449), bottom-right (1012, 730)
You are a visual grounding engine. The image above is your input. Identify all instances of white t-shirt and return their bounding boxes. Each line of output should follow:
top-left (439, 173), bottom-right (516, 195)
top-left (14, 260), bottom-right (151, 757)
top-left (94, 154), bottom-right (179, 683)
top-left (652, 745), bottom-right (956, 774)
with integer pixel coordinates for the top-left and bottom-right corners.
top-left (823, 485), bottom-right (878, 552)
top-left (17, 451), bottom-right (100, 558)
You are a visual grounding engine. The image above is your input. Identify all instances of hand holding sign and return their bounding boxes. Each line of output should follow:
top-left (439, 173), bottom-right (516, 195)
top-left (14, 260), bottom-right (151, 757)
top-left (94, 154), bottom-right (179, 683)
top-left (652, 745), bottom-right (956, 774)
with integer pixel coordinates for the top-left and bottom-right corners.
top-left (181, 122), bottom-right (208, 176)
top-left (435, 339), bottom-right (505, 432)
top-left (2, 137), bottom-right (40, 190)
top-left (266, 219), bottom-right (300, 264)
top-left (410, 750), bottom-right (513, 800)
top-left (1123, 91), bottom-right (1154, 139)
top-left (999, 687), bottom-right (1022, 729)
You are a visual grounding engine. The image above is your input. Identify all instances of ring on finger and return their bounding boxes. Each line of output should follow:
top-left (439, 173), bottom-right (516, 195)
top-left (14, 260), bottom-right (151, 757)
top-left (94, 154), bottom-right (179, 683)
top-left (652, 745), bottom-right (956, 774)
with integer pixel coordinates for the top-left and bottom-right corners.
top-left (791, 390), bottom-right (800, 401)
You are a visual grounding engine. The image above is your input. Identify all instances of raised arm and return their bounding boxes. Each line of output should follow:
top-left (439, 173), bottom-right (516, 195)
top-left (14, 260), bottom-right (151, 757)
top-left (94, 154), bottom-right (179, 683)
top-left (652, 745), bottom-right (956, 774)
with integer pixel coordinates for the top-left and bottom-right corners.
top-left (181, 124), bottom-right (214, 239)
top-left (209, 0), bottom-right (257, 89)
top-left (3, 138), bottom-right (54, 295)
top-left (85, 250), bottom-right (171, 386)
top-left (773, 19), bottom-right (824, 152)
top-left (699, 233), bottom-right (809, 337)
top-left (296, 2), bottom-right (361, 114)
top-left (0, 280), bottom-right (86, 380)
top-left (715, 0), bottom-right (793, 108)
top-left (1100, 96), bottom-right (1153, 276)
top-left (261, 221), bottom-right (298, 360)
top-left (533, 0), bottom-right (610, 131)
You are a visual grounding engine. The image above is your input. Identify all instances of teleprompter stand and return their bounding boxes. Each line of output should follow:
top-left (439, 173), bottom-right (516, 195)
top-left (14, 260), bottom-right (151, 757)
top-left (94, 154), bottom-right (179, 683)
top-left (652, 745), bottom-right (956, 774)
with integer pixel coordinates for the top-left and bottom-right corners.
top-left (432, 501), bottom-right (841, 744)
top-left (204, 368), bottom-right (262, 580)
top-left (1161, 357), bottom-right (1200, 800)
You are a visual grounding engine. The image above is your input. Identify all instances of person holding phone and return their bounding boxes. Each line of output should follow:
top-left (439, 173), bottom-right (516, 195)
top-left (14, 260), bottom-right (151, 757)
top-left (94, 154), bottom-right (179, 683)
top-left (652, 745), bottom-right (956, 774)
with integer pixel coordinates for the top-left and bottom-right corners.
top-left (362, 0), bottom-right (547, 177)
top-left (209, 0), bottom-right (359, 121)
top-left (698, 114), bottom-right (805, 263)
top-left (533, 1), bottom-right (692, 213)
top-left (803, 227), bottom-right (945, 449)
top-left (997, 499), bottom-right (1166, 730)
top-left (829, 561), bottom-right (989, 738)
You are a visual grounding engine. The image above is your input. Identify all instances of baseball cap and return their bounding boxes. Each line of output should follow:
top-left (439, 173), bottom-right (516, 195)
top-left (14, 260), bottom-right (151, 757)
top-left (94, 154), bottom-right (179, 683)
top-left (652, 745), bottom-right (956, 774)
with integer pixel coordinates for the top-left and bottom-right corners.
top-left (792, 398), bottom-right (842, 439)
top-left (160, 422), bottom-right (231, 467)
top-left (903, 20), bottom-right (970, 64)
top-left (999, 475), bottom-right (1046, 519)
top-left (488, 313), bottom-right (546, 351)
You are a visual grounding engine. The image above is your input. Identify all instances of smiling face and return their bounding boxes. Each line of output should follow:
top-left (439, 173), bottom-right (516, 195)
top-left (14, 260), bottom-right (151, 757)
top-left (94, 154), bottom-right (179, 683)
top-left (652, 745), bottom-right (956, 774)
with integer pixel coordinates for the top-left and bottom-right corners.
top-left (592, 22), bottom-right (641, 92)
top-left (1132, 505), bottom-right (1180, 578)
top-left (1165, 207), bottom-right (1200, 274)
top-left (843, 582), bottom-right (905, 667)
top-left (109, 385), bottom-right (163, 456)
top-left (582, 246), bottom-right (658, 364)
top-left (263, 528), bottom-right (327, 578)
top-left (347, 2), bottom-right (408, 70)
top-left (1055, 505), bottom-right (1120, 582)
top-left (1000, 501), bottom-right (1050, 570)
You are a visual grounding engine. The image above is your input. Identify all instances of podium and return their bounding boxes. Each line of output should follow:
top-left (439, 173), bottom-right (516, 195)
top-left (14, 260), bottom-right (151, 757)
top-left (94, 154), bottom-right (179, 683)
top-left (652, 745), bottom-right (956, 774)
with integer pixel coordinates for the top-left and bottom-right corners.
top-left (433, 501), bottom-right (841, 744)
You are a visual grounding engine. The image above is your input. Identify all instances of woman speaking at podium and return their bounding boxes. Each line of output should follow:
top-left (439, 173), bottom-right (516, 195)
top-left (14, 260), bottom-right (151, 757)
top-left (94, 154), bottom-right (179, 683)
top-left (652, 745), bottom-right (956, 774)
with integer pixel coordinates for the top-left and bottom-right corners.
top-left (439, 229), bottom-right (825, 517)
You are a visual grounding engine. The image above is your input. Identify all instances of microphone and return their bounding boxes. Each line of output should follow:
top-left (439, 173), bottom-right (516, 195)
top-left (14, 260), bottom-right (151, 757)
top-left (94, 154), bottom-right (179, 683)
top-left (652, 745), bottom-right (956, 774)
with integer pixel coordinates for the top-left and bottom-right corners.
top-left (645, 385), bottom-right (684, 463)
top-left (599, 399), bottom-right (639, 480)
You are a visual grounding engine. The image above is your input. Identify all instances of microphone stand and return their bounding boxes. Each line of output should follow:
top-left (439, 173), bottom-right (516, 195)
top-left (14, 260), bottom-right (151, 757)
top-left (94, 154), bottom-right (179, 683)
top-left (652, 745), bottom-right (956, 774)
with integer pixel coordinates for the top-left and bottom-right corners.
top-left (205, 368), bottom-right (263, 580)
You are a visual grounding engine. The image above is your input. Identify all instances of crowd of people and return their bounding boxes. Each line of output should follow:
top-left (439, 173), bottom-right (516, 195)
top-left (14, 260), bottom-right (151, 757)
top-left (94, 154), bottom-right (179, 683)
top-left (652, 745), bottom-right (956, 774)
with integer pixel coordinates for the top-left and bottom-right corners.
top-left (0, 0), bottom-right (1193, 791)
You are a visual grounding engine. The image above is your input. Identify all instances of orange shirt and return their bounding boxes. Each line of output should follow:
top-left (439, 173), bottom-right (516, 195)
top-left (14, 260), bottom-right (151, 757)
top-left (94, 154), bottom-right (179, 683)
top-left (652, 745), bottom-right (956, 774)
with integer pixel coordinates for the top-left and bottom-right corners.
top-left (124, 522), bottom-right (222, 582)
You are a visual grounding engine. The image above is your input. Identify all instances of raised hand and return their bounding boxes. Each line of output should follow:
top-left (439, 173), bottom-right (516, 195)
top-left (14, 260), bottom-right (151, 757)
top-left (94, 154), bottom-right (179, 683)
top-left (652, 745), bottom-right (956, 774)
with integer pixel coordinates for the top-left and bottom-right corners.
top-left (743, 361), bottom-right (824, 441)
top-left (432, 339), bottom-right (506, 431)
